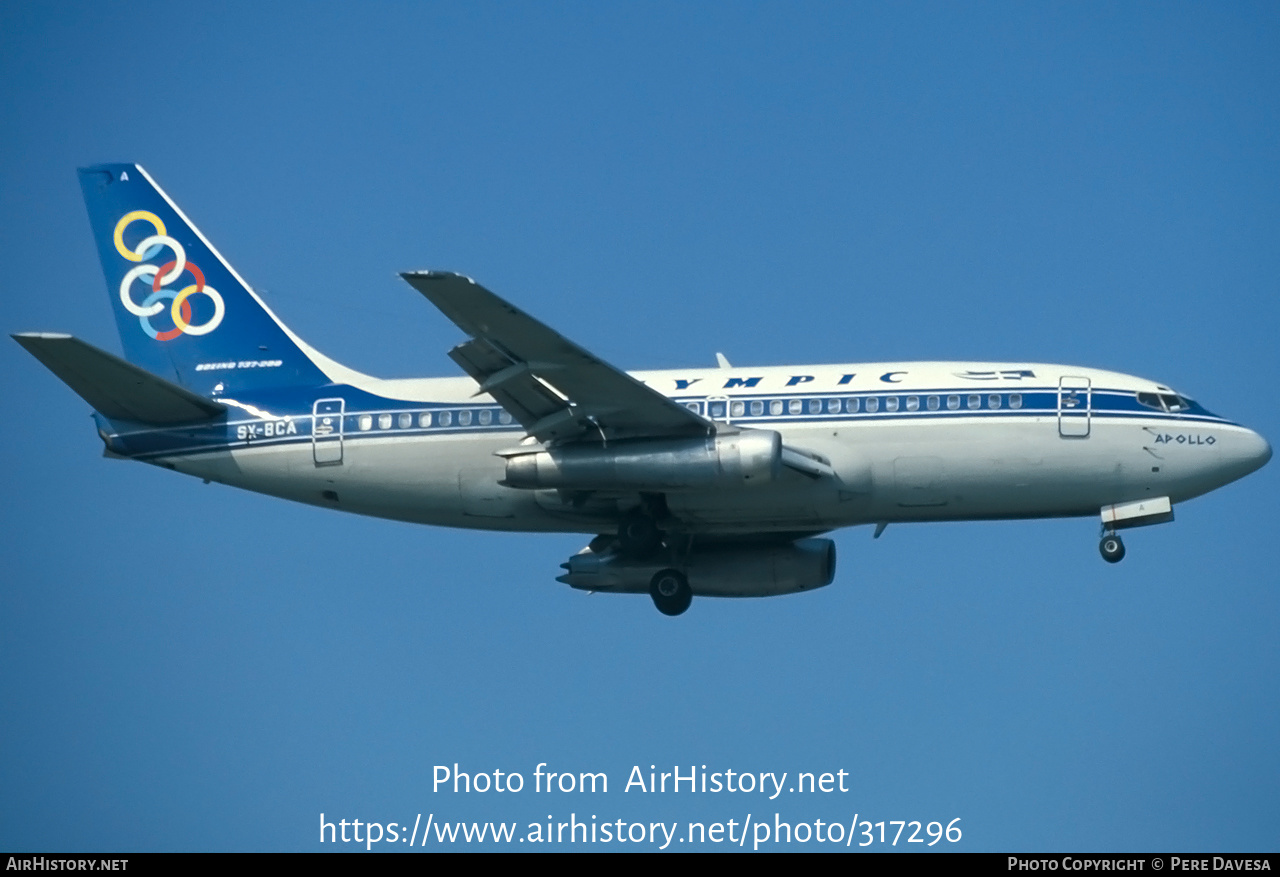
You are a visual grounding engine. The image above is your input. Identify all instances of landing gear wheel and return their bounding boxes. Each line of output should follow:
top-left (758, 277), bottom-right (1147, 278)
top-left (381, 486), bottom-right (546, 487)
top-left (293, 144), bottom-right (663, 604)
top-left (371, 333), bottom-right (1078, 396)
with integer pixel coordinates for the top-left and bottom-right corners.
top-left (649, 568), bottom-right (692, 616)
top-left (1099, 534), bottom-right (1126, 563)
top-left (618, 510), bottom-right (663, 558)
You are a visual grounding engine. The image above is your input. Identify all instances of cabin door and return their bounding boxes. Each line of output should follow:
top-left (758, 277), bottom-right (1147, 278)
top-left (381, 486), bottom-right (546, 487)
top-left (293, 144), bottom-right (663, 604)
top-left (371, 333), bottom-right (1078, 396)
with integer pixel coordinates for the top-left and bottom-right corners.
top-left (1057, 376), bottom-right (1091, 438)
top-left (313, 398), bottom-right (345, 465)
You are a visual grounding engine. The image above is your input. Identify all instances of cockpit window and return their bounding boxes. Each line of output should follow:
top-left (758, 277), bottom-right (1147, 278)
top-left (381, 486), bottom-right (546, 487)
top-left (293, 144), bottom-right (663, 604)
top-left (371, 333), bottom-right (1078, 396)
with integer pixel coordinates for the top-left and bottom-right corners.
top-left (1137, 391), bottom-right (1190, 412)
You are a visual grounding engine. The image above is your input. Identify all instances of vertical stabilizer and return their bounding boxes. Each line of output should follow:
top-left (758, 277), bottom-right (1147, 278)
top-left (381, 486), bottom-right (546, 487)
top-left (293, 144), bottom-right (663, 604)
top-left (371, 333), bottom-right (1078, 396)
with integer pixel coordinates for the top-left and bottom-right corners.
top-left (78, 164), bottom-right (330, 395)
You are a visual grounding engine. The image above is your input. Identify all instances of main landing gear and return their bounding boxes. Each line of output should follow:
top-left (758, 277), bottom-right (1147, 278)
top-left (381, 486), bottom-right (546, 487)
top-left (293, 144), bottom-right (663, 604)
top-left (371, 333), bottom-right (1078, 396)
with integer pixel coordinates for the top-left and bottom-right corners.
top-left (618, 508), bottom-right (664, 558)
top-left (1099, 532), bottom-right (1126, 564)
top-left (649, 568), bottom-right (692, 616)
top-left (618, 502), bottom-right (694, 616)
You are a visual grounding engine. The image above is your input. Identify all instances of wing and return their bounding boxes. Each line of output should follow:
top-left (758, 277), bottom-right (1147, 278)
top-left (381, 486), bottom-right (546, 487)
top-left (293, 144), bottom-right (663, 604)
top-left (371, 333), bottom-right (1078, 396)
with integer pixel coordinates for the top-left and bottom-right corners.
top-left (401, 271), bottom-right (712, 444)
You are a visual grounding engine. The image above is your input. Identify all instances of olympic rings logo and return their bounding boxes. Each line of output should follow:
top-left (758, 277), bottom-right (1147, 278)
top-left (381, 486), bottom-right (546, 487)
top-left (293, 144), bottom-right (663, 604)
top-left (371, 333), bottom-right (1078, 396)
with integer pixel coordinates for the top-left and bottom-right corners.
top-left (114, 210), bottom-right (224, 340)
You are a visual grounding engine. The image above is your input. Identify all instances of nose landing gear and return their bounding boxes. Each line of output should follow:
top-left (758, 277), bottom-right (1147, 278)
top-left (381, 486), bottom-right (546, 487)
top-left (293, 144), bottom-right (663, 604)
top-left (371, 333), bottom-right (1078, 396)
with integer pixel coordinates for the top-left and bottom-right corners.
top-left (1097, 497), bottom-right (1173, 564)
top-left (1099, 533), bottom-right (1126, 563)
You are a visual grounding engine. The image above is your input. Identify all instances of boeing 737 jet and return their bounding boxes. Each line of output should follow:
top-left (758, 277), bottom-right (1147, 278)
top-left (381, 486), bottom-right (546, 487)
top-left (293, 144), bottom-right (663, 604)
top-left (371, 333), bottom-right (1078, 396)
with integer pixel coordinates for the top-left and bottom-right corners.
top-left (14, 165), bottom-right (1272, 615)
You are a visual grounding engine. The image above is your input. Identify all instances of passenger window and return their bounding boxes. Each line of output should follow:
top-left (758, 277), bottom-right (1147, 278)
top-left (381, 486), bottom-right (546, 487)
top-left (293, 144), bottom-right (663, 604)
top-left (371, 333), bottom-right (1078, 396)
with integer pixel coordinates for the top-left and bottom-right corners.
top-left (865, 397), bottom-right (879, 413)
top-left (927, 395), bottom-right (940, 410)
top-left (770, 400), bottom-right (784, 415)
top-left (905, 395), bottom-right (919, 412)
top-left (439, 410), bottom-right (453, 427)
top-left (988, 394), bottom-right (1002, 410)
top-left (498, 411), bottom-right (513, 425)
top-left (459, 410), bottom-right (473, 426)
top-left (788, 399), bottom-right (802, 415)
top-left (885, 396), bottom-right (899, 412)
top-left (418, 412), bottom-right (432, 427)
top-left (846, 397), bottom-right (860, 413)
top-left (685, 402), bottom-right (700, 413)
top-left (947, 394), bottom-right (960, 410)
top-left (359, 415), bottom-right (372, 431)
top-left (827, 398), bottom-right (841, 413)
top-left (398, 413), bottom-right (412, 428)
top-left (479, 409), bottom-right (493, 425)
top-left (378, 413), bottom-right (392, 429)
top-left (808, 398), bottom-right (822, 414)
top-left (732, 401), bottom-right (746, 417)
top-left (967, 394), bottom-right (981, 410)
top-left (1009, 393), bottom-right (1023, 410)
top-left (710, 402), bottom-right (726, 419)
top-left (750, 400), bottom-right (764, 416)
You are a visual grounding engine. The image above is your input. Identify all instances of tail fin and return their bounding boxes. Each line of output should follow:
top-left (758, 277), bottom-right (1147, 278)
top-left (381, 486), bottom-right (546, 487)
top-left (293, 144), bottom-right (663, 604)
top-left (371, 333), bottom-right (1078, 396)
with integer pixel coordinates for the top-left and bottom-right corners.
top-left (78, 164), bottom-right (330, 395)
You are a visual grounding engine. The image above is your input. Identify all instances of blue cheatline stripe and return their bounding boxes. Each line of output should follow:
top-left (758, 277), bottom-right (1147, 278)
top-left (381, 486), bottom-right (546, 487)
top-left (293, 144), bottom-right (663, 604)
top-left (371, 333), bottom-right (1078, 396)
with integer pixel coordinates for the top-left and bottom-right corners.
top-left (117, 410), bottom-right (1237, 462)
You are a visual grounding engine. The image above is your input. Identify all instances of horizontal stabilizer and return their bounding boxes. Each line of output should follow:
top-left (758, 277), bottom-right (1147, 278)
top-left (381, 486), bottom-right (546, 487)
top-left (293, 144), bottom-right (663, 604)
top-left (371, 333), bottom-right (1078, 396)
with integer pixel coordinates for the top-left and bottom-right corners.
top-left (13, 333), bottom-right (226, 424)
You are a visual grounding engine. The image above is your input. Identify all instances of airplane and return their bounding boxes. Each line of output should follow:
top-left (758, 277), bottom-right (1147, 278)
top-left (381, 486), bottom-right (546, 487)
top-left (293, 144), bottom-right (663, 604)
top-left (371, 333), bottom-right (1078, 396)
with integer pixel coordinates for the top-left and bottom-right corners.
top-left (14, 164), bottom-right (1272, 616)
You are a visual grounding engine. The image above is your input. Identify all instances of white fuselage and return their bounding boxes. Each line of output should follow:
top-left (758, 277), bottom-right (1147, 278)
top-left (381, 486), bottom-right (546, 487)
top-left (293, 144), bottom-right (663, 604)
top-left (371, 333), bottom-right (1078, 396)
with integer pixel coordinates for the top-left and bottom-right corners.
top-left (147, 360), bottom-right (1271, 539)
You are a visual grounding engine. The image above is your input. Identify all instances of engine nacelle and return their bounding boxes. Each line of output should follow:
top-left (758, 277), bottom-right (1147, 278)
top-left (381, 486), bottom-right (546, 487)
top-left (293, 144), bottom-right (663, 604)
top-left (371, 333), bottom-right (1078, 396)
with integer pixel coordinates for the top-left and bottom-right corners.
top-left (557, 538), bottom-right (836, 598)
top-left (504, 430), bottom-right (781, 491)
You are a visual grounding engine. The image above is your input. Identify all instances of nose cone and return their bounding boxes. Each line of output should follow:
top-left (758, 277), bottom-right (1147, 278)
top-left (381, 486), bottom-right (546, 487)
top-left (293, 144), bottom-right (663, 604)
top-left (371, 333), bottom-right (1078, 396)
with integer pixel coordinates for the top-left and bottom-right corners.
top-left (1222, 428), bottom-right (1272, 484)
top-left (1244, 429), bottom-right (1273, 474)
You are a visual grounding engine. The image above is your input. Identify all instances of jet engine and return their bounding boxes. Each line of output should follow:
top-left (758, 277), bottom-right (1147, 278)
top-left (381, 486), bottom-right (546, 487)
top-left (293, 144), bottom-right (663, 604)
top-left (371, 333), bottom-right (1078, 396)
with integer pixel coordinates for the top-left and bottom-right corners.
top-left (557, 537), bottom-right (836, 598)
top-left (504, 430), bottom-right (781, 491)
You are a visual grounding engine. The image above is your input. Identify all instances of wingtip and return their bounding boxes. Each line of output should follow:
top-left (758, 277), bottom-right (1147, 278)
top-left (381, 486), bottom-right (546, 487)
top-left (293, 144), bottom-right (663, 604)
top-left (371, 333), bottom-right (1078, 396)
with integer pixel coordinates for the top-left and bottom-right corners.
top-left (400, 270), bottom-right (477, 285)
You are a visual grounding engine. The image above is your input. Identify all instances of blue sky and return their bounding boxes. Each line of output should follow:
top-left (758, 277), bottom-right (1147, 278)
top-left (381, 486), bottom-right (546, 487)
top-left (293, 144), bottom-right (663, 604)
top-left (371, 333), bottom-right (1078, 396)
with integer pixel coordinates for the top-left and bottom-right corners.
top-left (2, 2), bottom-right (1277, 851)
